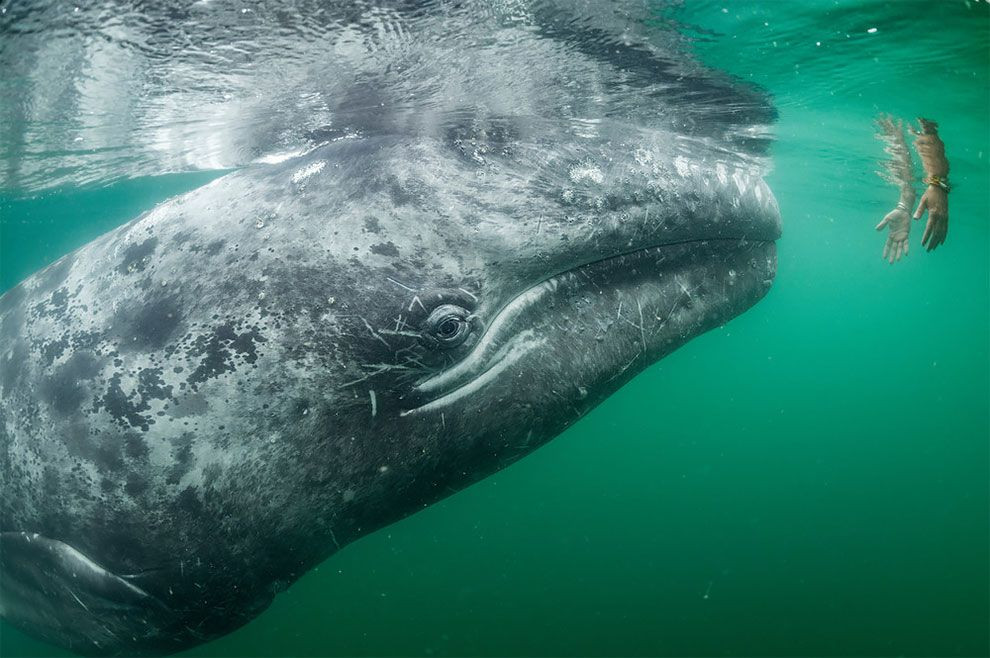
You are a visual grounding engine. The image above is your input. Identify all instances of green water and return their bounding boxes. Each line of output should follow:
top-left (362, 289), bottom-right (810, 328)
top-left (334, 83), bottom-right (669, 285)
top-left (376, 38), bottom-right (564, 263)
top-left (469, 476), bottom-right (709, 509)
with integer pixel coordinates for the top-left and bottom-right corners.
top-left (2, 1), bottom-right (988, 656)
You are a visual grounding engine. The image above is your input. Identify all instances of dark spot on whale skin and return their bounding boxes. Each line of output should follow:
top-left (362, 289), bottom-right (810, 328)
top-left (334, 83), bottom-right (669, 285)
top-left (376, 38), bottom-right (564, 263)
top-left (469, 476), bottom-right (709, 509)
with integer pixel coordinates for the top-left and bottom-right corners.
top-left (32, 287), bottom-right (70, 319)
top-left (40, 336), bottom-right (69, 366)
top-left (97, 372), bottom-right (152, 431)
top-left (187, 322), bottom-right (266, 387)
top-left (69, 328), bottom-right (105, 352)
top-left (40, 351), bottom-right (101, 416)
top-left (370, 242), bottom-right (400, 258)
top-left (363, 216), bottom-right (381, 234)
top-left (206, 240), bottom-right (226, 255)
top-left (116, 294), bottom-right (183, 352)
top-left (118, 237), bottom-right (158, 274)
top-left (137, 367), bottom-right (173, 401)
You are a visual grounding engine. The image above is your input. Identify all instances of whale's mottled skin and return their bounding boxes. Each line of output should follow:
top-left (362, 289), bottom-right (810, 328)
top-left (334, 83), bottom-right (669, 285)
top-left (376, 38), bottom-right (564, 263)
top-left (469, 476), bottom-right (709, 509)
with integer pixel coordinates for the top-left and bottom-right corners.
top-left (0, 2), bottom-right (780, 655)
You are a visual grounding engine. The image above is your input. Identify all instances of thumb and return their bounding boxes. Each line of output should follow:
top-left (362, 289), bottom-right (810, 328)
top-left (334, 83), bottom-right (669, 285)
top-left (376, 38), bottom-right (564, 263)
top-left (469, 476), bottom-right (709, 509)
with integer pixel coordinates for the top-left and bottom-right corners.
top-left (913, 196), bottom-right (927, 220)
top-left (875, 214), bottom-right (890, 231)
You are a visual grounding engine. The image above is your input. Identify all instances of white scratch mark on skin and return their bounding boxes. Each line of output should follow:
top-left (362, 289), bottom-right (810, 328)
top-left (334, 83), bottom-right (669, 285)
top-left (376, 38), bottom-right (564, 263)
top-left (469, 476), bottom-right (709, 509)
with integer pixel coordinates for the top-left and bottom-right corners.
top-left (386, 277), bottom-right (416, 292)
top-left (361, 317), bottom-right (390, 348)
top-left (369, 390), bottom-right (377, 417)
top-left (408, 295), bottom-right (426, 312)
top-left (399, 353), bottom-right (429, 370)
top-left (362, 362), bottom-right (415, 372)
top-left (98, 623), bottom-right (119, 641)
top-left (616, 300), bottom-right (623, 320)
top-left (637, 299), bottom-right (647, 354)
top-left (394, 314), bottom-right (404, 331)
top-left (67, 588), bottom-right (91, 612)
top-left (608, 352), bottom-right (640, 383)
top-left (339, 364), bottom-right (391, 388)
top-left (441, 412), bottom-right (446, 429)
top-left (329, 528), bottom-right (341, 550)
top-left (378, 328), bottom-right (420, 338)
top-left (458, 287), bottom-right (478, 302)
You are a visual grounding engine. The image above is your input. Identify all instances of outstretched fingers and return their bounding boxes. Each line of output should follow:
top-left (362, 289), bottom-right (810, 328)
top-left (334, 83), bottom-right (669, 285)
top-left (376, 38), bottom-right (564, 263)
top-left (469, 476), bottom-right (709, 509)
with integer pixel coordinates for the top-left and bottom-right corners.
top-left (895, 240), bottom-right (908, 263)
top-left (925, 216), bottom-right (947, 251)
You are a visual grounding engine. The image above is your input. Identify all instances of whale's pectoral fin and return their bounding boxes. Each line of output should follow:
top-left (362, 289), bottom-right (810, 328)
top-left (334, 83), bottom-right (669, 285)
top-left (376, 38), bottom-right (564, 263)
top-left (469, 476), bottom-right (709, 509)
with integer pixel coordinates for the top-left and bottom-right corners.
top-left (0, 531), bottom-right (175, 655)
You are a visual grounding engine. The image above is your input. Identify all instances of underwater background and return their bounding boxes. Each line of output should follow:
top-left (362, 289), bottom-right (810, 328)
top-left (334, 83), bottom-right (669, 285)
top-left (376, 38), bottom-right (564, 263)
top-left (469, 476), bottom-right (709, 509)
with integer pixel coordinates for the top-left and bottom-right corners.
top-left (1, 1), bottom-right (987, 656)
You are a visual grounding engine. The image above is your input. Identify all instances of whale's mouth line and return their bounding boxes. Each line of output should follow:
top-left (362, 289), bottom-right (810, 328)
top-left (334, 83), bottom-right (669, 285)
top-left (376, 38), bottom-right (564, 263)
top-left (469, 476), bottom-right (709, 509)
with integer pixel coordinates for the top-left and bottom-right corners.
top-left (401, 235), bottom-right (775, 416)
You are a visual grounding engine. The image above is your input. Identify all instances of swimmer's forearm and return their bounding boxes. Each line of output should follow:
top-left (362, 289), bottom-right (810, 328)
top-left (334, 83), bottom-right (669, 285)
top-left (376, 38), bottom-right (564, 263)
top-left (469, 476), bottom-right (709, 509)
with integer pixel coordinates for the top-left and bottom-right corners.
top-left (890, 136), bottom-right (914, 187)
top-left (922, 156), bottom-right (949, 179)
top-left (920, 148), bottom-right (949, 178)
top-left (874, 116), bottom-right (914, 188)
top-left (897, 184), bottom-right (916, 208)
top-left (917, 122), bottom-right (949, 178)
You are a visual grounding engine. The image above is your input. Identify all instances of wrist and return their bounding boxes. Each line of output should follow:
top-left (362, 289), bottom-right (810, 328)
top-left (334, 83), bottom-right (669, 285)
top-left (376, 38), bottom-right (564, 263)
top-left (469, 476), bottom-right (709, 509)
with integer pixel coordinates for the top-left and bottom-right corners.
top-left (925, 176), bottom-right (951, 193)
top-left (897, 188), bottom-right (916, 209)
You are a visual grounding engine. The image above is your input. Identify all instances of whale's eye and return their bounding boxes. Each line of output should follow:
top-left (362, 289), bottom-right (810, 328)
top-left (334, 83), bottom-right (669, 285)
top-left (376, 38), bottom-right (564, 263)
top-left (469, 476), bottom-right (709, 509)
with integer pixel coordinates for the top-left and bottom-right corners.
top-left (424, 304), bottom-right (471, 348)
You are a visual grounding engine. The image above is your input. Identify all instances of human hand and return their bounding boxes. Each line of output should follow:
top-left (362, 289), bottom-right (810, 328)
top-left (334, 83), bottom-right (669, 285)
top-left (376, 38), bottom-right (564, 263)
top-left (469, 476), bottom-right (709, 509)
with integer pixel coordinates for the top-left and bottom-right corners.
top-left (875, 205), bottom-right (912, 263)
top-left (876, 114), bottom-right (903, 137)
top-left (914, 185), bottom-right (948, 251)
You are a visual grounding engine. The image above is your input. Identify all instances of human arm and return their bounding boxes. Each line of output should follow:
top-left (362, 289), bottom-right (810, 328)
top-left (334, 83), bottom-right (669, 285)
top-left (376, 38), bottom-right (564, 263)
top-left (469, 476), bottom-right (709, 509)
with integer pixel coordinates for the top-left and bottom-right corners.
top-left (911, 118), bottom-right (949, 251)
top-left (874, 115), bottom-right (916, 263)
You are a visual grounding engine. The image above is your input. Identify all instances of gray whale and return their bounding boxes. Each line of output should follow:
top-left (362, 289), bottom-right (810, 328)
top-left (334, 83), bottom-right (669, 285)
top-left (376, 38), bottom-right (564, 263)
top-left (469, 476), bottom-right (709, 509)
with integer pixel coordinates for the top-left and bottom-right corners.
top-left (0, 2), bottom-right (780, 654)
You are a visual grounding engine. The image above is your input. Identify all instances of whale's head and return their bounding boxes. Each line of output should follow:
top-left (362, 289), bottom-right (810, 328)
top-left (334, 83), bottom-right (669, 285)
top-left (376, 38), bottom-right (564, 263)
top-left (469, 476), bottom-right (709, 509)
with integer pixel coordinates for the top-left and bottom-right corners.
top-left (257, 110), bottom-right (779, 511)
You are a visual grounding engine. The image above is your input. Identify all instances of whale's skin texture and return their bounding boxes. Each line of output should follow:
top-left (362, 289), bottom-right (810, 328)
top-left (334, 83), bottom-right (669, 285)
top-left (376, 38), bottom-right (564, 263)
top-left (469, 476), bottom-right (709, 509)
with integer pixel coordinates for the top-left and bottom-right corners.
top-left (0, 3), bottom-right (780, 656)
